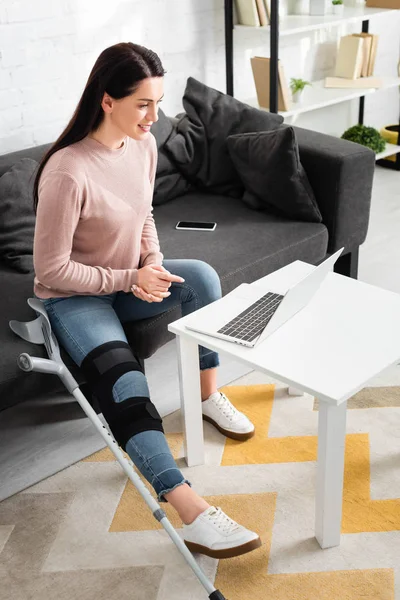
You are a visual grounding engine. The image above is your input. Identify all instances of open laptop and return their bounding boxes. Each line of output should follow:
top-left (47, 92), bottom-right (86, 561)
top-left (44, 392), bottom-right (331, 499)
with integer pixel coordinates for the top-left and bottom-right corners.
top-left (185, 248), bottom-right (344, 347)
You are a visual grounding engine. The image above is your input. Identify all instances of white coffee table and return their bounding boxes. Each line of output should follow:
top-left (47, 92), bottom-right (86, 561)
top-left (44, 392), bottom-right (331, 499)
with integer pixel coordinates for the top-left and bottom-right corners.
top-left (168, 259), bottom-right (400, 549)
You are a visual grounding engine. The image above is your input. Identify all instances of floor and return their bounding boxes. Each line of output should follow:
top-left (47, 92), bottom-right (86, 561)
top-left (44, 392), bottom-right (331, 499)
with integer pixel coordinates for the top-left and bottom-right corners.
top-left (358, 165), bottom-right (400, 295)
top-left (0, 164), bottom-right (398, 501)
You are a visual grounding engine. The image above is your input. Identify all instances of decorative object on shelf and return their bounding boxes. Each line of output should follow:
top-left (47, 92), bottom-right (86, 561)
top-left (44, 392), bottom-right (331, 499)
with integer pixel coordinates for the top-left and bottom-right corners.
top-left (332, 0), bottom-right (344, 14)
top-left (341, 124), bottom-right (386, 153)
top-left (380, 125), bottom-right (400, 161)
top-left (309, 0), bottom-right (328, 14)
top-left (290, 77), bottom-right (311, 102)
top-left (293, 0), bottom-right (311, 14)
top-left (251, 56), bottom-right (291, 111)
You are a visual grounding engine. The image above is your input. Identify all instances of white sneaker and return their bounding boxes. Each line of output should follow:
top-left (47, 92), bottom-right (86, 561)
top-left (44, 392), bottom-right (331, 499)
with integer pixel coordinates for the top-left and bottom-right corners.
top-left (183, 506), bottom-right (261, 559)
top-left (202, 392), bottom-right (255, 440)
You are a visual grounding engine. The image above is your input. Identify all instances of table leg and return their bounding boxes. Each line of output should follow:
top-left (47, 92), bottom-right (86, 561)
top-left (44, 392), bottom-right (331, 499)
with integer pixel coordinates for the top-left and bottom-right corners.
top-left (315, 400), bottom-right (347, 549)
top-left (176, 335), bottom-right (205, 467)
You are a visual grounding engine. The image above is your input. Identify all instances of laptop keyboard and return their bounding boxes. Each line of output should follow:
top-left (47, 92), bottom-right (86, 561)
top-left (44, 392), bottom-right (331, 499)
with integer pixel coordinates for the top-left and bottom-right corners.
top-left (217, 292), bottom-right (284, 343)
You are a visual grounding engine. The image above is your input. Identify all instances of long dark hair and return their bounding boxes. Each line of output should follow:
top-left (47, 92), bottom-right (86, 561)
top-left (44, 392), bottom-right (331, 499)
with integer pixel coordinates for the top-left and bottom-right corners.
top-left (33, 42), bottom-right (165, 213)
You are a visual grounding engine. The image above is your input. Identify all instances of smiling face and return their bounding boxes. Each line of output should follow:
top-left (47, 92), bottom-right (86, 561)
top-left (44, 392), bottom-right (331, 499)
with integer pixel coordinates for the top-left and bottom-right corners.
top-left (102, 77), bottom-right (164, 141)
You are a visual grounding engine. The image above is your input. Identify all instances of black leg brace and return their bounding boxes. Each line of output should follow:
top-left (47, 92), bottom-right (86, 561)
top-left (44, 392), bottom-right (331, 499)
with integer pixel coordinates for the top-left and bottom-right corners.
top-left (80, 341), bottom-right (164, 450)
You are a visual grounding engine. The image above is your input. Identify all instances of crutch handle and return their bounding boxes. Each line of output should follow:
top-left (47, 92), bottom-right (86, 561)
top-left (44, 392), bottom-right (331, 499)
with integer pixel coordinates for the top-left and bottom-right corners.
top-left (17, 353), bottom-right (79, 393)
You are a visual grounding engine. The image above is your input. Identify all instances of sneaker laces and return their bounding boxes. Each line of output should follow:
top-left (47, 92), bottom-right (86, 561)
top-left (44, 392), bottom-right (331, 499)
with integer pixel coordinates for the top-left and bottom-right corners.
top-left (207, 507), bottom-right (241, 534)
top-left (212, 393), bottom-right (240, 422)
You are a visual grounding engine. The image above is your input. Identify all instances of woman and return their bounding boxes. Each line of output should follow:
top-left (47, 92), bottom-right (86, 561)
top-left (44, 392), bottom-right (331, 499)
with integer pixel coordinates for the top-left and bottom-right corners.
top-left (33, 42), bottom-right (260, 559)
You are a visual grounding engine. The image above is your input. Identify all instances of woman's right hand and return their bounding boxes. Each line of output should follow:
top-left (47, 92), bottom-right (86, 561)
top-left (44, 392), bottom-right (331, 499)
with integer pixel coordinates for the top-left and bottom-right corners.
top-left (135, 265), bottom-right (184, 301)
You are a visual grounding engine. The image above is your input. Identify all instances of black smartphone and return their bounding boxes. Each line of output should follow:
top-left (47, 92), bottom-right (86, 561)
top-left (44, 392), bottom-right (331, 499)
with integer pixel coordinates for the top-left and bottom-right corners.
top-left (175, 221), bottom-right (217, 231)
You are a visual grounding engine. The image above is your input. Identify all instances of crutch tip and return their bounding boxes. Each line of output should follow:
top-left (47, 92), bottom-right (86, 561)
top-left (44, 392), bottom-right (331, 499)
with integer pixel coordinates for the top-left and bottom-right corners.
top-left (209, 590), bottom-right (228, 599)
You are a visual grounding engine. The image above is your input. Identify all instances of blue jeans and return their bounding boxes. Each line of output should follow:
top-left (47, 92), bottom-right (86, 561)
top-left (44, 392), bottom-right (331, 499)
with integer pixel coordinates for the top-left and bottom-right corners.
top-left (38, 259), bottom-right (221, 502)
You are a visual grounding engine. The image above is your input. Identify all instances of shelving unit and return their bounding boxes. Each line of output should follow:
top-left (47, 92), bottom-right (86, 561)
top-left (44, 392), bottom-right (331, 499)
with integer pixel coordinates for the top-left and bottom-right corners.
top-left (243, 76), bottom-right (400, 118)
top-left (224, 1), bottom-right (400, 167)
top-left (376, 142), bottom-right (400, 161)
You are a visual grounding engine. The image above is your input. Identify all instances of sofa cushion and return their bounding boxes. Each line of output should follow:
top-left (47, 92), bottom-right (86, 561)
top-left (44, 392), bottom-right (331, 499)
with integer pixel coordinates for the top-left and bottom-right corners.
top-left (0, 158), bottom-right (38, 273)
top-left (164, 77), bottom-right (284, 196)
top-left (151, 109), bottom-right (191, 205)
top-left (154, 191), bottom-right (328, 293)
top-left (0, 143), bottom-right (50, 178)
top-left (0, 266), bottom-right (88, 410)
top-left (227, 127), bottom-right (323, 223)
top-left (151, 107), bottom-right (174, 148)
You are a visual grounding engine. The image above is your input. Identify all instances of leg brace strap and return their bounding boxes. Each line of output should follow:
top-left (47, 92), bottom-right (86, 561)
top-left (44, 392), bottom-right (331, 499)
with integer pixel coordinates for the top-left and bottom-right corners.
top-left (80, 341), bottom-right (163, 449)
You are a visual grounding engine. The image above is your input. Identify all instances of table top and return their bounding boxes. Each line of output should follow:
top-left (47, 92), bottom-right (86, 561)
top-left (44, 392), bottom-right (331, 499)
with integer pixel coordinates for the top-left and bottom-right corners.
top-left (168, 260), bottom-right (400, 405)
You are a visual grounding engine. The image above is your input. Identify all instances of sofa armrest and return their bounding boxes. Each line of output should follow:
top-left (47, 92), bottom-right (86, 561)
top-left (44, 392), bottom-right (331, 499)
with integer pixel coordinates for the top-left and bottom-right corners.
top-left (293, 125), bottom-right (375, 254)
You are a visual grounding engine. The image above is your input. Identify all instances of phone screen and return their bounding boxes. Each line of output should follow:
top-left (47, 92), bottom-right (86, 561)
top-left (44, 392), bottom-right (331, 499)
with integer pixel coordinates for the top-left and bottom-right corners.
top-left (176, 221), bottom-right (216, 230)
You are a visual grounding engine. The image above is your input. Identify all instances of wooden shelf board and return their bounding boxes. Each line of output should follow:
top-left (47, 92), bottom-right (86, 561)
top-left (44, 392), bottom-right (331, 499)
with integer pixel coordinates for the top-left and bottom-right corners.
top-left (235, 6), bottom-right (397, 37)
top-left (243, 77), bottom-right (400, 117)
top-left (375, 143), bottom-right (400, 161)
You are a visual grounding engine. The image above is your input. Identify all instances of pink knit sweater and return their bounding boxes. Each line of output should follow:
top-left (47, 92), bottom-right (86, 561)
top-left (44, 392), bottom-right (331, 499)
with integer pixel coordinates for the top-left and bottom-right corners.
top-left (33, 134), bottom-right (163, 299)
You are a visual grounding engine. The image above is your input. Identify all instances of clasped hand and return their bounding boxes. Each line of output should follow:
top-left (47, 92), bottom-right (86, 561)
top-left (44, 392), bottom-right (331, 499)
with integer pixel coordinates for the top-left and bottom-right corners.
top-left (131, 265), bottom-right (184, 303)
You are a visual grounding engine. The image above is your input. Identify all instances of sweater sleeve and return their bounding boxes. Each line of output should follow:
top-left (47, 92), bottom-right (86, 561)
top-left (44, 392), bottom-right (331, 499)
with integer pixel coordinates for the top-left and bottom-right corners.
top-left (33, 170), bottom-right (138, 294)
top-left (140, 135), bottom-right (164, 268)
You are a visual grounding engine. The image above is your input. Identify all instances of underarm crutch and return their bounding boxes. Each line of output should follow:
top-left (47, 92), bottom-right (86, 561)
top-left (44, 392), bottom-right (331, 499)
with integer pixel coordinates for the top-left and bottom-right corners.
top-left (9, 298), bottom-right (228, 600)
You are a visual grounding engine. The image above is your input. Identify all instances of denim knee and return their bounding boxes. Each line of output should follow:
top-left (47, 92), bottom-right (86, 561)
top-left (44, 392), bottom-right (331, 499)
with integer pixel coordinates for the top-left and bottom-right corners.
top-left (112, 371), bottom-right (149, 403)
top-left (199, 348), bottom-right (220, 371)
top-left (125, 430), bottom-right (191, 503)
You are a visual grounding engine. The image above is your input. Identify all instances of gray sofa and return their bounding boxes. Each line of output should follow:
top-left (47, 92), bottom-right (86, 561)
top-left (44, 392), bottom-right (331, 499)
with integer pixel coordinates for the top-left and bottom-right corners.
top-left (0, 81), bottom-right (375, 412)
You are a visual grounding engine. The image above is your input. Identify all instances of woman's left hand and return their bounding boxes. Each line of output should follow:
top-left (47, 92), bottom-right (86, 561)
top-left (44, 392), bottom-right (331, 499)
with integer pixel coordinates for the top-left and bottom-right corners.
top-left (131, 284), bottom-right (170, 303)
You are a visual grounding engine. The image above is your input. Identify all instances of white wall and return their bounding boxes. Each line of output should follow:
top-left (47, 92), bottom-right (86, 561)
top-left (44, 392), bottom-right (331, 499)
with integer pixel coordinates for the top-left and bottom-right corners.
top-left (0, 0), bottom-right (399, 155)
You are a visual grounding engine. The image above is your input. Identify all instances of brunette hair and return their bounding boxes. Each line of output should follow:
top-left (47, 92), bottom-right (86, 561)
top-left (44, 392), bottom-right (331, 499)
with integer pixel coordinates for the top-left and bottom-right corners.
top-left (33, 42), bottom-right (165, 213)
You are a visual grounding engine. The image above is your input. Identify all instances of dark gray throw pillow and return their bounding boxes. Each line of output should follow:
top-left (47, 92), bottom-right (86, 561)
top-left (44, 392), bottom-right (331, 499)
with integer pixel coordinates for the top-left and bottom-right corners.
top-left (151, 108), bottom-right (191, 205)
top-left (227, 127), bottom-right (322, 223)
top-left (0, 158), bottom-right (38, 273)
top-left (165, 77), bottom-right (284, 196)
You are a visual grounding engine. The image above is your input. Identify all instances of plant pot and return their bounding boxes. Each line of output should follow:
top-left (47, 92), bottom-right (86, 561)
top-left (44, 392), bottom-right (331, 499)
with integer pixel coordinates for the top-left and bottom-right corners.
top-left (332, 3), bottom-right (344, 13)
top-left (309, 0), bottom-right (328, 14)
top-left (380, 125), bottom-right (400, 162)
top-left (292, 89), bottom-right (304, 103)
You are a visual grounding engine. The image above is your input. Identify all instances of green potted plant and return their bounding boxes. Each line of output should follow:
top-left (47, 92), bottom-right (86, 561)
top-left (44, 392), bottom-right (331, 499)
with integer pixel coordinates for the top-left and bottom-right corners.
top-left (290, 78), bottom-right (311, 103)
top-left (341, 124), bottom-right (386, 154)
top-left (332, 0), bottom-right (344, 15)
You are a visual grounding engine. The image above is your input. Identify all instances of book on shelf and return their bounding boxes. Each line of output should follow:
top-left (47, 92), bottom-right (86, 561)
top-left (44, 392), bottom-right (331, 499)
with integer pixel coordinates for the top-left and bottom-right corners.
top-left (235, 0), bottom-right (260, 26)
top-left (351, 33), bottom-right (379, 76)
top-left (251, 56), bottom-right (291, 111)
top-left (262, 0), bottom-right (271, 21)
top-left (255, 0), bottom-right (269, 25)
top-left (334, 35), bottom-right (365, 79)
top-left (366, 0), bottom-right (400, 8)
top-left (351, 33), bottom-right (373, 77)
top-left (324, 76), bottom-right (383, 88)
top-left (367, 34), bottom-right (379, 76)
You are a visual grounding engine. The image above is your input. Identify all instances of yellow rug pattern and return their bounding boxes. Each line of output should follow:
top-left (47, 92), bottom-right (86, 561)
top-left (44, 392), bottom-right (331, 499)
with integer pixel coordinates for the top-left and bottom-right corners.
top-left (81, 379), bottom-right (400, 599)
top-left (1, 371), bottom-right (399, 600)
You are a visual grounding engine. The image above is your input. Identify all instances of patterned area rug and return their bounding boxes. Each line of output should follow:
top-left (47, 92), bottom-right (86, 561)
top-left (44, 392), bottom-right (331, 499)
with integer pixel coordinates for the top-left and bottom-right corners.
top-left (1, 366), bottom-right (400, 600)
